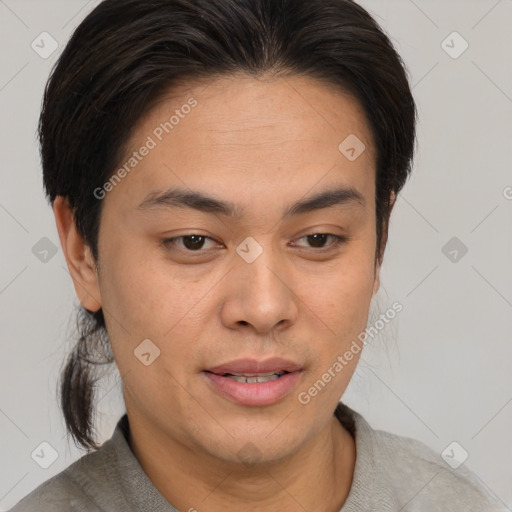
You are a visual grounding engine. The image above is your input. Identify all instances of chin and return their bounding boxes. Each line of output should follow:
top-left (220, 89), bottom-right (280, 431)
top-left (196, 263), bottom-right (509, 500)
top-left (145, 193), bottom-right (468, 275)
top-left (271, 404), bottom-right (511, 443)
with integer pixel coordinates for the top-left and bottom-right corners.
top-left (193, 418), bottom-right (309, 468)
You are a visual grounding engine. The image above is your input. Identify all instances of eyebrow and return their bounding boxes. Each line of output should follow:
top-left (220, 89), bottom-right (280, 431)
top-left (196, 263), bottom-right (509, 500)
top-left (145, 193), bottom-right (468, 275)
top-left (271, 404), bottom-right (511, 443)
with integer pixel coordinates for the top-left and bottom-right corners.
top-left (284, 187), bottom-right (365, 216)
top-left (137, 186), bottom-right (365, 218)
top-left (138, 187), bottom-right (244, 217)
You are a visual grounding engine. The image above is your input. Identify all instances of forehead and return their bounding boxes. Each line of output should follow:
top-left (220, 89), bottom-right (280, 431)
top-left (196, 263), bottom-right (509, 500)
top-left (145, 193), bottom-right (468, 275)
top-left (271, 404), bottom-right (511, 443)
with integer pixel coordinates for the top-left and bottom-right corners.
top-left (107, 73), bottom-right (376, 215)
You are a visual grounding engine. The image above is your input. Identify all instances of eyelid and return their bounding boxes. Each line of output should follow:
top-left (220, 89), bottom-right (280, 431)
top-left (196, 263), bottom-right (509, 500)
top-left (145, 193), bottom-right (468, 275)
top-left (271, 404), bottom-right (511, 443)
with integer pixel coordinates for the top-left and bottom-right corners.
top-left (291, 233), bottom-right (348, 250)
top-left (161, 232), bottom-right (348, 253)
top-left (161, 234), bottom-right (221, 252)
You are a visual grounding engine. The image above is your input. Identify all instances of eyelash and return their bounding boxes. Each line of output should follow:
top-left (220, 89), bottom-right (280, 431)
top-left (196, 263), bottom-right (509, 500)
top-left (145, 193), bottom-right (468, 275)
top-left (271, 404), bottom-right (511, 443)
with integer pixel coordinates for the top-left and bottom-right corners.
top-left (293, 233), bottom-right (348, 250)
top-left (160, 233), bottom-right (348, 254)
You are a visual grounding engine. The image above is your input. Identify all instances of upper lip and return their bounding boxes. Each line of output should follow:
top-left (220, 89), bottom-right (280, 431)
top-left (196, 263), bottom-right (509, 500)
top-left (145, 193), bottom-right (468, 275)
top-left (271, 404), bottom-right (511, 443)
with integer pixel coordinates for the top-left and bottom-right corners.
top-left (205, 358), bottom-right (302, 375)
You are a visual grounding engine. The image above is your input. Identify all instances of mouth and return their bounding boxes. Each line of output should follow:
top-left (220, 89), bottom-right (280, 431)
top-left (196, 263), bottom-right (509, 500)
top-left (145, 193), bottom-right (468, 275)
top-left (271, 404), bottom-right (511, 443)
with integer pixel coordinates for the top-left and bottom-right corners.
top-left (206, 370), bottom-right (289, 384)
top-left (202, 358), bottom-right (303, 406)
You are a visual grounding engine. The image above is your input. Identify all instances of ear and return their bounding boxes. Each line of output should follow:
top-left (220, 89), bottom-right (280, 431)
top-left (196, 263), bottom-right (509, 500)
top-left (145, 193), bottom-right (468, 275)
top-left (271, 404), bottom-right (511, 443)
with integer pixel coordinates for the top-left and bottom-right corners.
top-left (53, 196), bottom-right (102, 312)
top-left (372, 191), bottom-right (397, 296)
top-left (372, 262), bottom-right (381, 296)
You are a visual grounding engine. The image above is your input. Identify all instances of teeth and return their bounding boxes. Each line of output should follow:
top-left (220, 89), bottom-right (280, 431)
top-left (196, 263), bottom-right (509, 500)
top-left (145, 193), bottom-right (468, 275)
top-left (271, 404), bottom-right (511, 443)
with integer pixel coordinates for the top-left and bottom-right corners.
top-left (225, 372), bottom-right (284, 383)
top-left (227, 371), bottom-right (285, 377)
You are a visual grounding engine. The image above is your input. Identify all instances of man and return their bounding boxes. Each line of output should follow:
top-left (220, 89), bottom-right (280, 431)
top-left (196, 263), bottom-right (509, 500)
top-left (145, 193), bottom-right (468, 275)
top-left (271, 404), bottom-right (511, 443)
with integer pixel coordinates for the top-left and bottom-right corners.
top-left (10, 0), bottom-right (506, 510)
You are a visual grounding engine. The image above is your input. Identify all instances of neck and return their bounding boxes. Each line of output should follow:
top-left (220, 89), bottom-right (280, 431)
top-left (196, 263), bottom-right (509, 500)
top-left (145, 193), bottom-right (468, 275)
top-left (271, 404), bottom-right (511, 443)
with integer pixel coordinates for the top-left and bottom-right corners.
top-left (126, 408), bottom-right (356, 512)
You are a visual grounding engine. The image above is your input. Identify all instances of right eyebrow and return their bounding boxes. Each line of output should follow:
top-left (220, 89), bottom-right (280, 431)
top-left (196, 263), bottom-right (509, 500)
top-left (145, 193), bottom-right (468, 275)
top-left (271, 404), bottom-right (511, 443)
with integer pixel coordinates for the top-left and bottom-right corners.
top-left (137, 187), bottom-right (243, 218)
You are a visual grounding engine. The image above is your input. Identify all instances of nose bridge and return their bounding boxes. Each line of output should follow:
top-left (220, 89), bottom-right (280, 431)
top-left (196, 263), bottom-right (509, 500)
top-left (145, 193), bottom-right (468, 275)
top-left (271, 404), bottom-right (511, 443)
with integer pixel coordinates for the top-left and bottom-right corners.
top-left (242, 247), bottom-right (285, 298)
top-left (224, 237), bottom-right (298, 332)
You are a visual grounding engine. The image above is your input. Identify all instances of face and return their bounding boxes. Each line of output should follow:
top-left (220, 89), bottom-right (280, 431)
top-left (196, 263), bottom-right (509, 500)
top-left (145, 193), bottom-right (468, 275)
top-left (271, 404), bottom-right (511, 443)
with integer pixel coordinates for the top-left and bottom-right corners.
top-left (89, 74), bottom-right (380, 464)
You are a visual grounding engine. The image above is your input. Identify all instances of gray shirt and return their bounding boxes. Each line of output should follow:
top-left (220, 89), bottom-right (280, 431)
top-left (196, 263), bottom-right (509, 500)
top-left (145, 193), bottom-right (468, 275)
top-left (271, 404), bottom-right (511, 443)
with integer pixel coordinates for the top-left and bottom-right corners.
top-left (9, 403), bottom-right (508, 511)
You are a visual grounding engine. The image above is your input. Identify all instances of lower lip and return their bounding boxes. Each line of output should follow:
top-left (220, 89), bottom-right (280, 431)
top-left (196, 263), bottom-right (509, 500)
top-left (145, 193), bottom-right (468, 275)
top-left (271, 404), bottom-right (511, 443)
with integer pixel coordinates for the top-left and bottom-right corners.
top-left (202, 371), bottom-right (302, 406)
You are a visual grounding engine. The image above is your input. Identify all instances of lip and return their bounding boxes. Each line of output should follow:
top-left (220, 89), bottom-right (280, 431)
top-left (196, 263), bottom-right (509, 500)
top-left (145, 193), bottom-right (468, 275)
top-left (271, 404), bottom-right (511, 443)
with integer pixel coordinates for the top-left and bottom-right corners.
top-left (205, 357), bottom-right (302, 375)
top-left (203, 358), bottom-right (303, 406)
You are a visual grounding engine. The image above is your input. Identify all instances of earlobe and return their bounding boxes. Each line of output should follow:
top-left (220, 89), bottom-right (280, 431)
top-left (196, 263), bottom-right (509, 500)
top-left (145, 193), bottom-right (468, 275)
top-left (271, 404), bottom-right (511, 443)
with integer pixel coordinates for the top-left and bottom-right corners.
top-left (53, 196), bottom-right (102, 312)
top-left (389, 191), bottom-right (396, 208)
top-left (372, 264), bottom-right (381, 296)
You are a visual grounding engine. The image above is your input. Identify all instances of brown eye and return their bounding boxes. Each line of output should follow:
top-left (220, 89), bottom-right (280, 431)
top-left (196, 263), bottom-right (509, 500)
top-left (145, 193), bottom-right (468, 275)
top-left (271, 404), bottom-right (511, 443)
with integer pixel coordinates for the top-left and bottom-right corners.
top-left (182, 235), bottom-right (206, 250)
top-left (306, 233), bottom-right (329, 248)
top-left (294, 233), bottom-right (347, 250)
top-left (162, 234), bottom-right (218, 252)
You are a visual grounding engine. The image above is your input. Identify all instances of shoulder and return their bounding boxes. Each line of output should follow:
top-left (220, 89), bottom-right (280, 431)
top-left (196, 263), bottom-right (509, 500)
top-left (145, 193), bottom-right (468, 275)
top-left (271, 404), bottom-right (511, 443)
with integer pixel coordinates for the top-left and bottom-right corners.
top-left (8, 440), bottom-right (115, 512)
top-left (337, 403), bottom-right (507, 511)
top-left (7, 469), bottom-right (100, 512)
top-left (368, 420), bottom-right (505, 509)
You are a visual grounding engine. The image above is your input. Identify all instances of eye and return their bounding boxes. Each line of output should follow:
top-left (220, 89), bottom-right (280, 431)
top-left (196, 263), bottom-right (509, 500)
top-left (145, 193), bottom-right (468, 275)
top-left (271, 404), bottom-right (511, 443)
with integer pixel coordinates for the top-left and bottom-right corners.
top-left (161, 234), bottom-right (219, 252)
top-left (293, 233), bottom-right (347, 250)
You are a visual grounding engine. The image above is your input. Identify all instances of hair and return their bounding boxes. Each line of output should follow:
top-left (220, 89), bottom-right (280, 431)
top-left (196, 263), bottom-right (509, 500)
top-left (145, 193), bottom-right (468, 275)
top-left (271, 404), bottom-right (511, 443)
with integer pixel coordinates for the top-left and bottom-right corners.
top-left (40, 0), bottom-right (416, 451)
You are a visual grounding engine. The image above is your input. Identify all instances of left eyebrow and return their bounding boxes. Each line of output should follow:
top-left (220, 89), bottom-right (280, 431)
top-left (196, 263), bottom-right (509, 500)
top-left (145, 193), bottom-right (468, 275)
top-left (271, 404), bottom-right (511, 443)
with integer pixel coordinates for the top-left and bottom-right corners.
top-left (283, 187), bottom-right (365, 217)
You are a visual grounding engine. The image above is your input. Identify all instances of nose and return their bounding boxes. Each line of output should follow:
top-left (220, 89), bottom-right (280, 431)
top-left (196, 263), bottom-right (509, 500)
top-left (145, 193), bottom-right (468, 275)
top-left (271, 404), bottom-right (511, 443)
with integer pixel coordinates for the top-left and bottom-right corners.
top-left (220, 244), bottom-right (299, 335)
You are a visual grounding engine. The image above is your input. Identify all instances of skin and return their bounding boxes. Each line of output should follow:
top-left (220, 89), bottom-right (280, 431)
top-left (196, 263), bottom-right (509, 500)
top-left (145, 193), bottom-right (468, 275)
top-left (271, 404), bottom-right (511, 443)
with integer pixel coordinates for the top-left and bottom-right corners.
top-left (54, 73), bottom-right (393, 511)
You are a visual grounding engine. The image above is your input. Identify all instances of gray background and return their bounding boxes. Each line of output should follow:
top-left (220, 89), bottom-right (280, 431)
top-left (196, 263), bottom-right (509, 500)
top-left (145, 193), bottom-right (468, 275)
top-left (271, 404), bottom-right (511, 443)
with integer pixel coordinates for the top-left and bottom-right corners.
top-left (1, 0), bottom-right (511, 509)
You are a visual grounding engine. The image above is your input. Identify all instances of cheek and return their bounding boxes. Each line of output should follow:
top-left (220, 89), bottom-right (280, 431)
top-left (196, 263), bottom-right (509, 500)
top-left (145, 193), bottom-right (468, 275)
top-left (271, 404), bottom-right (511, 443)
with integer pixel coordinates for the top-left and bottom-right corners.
top-left (310, 251), bottom-right (376, 334)
top-left (299, 245), bottom-right (375, 391)
top-left (297, 264), bottom-right (374, 406)
top-left (96, 240), bottom-right (227, 370)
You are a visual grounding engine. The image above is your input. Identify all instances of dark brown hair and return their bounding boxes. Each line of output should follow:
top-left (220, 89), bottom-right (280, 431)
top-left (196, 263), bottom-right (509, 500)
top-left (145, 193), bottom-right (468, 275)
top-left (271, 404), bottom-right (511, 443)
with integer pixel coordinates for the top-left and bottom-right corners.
top-left (40, 0), bottom-right (416, 451)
